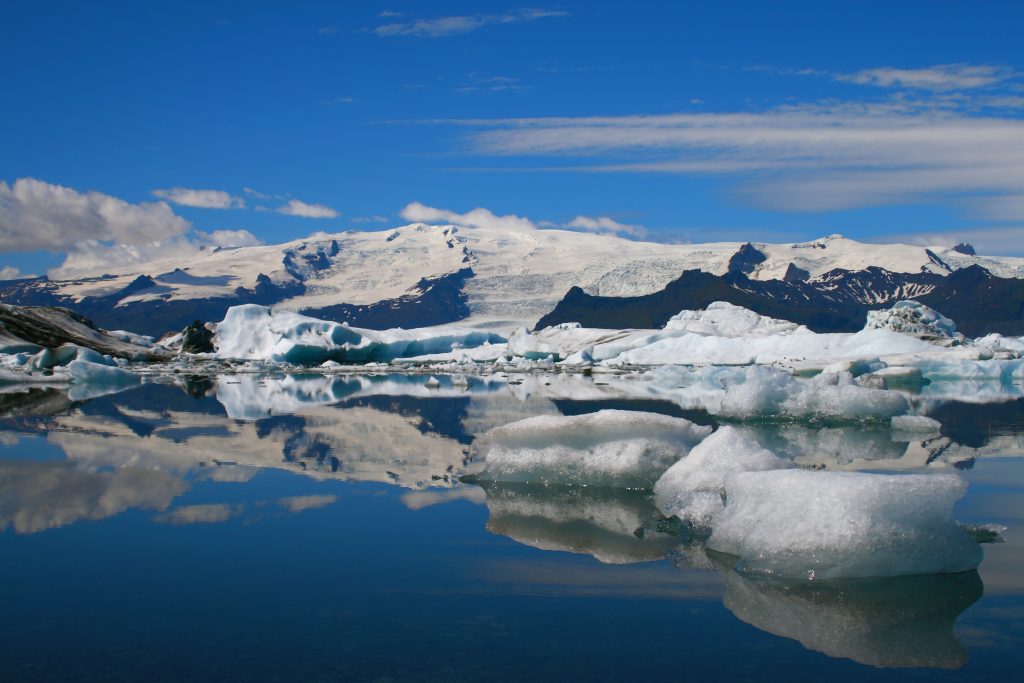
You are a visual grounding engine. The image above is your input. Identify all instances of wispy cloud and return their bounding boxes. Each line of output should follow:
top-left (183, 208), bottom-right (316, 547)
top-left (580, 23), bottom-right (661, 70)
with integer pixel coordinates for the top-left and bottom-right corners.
top-left (317, 25), bottom-right (338, 35)
top-left (455, 74), bottom-right (525, 94)
top-left (274, 199), bottom-right (339, 219)
top-left (444, 89), bottom-right (1024, 214)
top-left (152, 187), bottom-right (244, 209)
top-left (402, 202), bottom-right (536, 231)
top-left (564, 215), bottom-right (646, 237)
top-left (402, 202), bottom-right (647, 239)
top-left (352, 215), bottom-right (389, 224)
top-left (375, 8), bottom-right (567, 38)
top-left (838, 64), bottom-right (1015, 91)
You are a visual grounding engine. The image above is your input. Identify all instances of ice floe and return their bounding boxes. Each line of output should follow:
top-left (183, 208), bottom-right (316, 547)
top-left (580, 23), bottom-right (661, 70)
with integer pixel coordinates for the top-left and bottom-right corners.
top-left (707, 470), bottom-right (983, 579)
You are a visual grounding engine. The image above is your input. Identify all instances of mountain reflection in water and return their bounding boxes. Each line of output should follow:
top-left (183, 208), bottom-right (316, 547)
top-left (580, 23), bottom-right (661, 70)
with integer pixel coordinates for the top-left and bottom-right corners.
top-left (0, 372), bottom-right (1021, 676)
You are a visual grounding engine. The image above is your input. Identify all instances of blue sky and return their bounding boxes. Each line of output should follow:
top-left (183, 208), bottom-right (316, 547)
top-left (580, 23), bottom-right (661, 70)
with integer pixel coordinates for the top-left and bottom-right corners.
top-left (2, 0), bottom-right (1023, 278)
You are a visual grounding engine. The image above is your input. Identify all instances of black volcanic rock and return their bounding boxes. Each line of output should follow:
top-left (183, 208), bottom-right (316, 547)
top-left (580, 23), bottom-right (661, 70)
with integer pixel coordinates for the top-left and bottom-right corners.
top-left (783, 263), bottom-right (811, 283)
top-left (727, 243), bottom-right (767, 275)
top-left (0, 304), bottom-right (169, 360)
top-left (535, 270), bottom-right (858, 333)
top-left (952, 243), bottom-right (976, 256)
top-left (180, 320), bottom-right (215, 354)
top-left (535, 264), bottom-right (1024, 336)
top-left (308, 268), bottom-right (474, 330)
top-left (918, 265), bottom-right (1024, 336)
top-left (119, 274), bottom-right (158, 297)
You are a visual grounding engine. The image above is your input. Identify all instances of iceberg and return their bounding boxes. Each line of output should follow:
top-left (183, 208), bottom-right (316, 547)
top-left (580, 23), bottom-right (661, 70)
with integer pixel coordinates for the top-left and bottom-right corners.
top-left (716, 366), bottom-right (909, 422)
top-left (213, 304), bottom-right (504, 364)
top-left (707, 470), bottom-right (983, 579)
top-left (654, 426), bottom-right (793, 526)
top-left (865, 300), bottom-right (958, 339)
top-left (476, 409), bottom-right (712, 488)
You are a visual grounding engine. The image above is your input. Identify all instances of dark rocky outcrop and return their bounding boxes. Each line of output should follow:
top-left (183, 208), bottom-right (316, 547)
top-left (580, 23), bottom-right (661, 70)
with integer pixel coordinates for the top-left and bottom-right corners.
top-left (535, 265), bottom-right (1024, 336)
top-left (180, 320), bottom-right (215, 354)
top-left (727, 243), bottom-right (767, 275)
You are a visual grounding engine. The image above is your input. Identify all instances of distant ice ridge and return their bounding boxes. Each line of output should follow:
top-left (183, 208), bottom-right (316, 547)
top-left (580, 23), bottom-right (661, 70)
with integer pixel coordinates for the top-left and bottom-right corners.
top-left (476, 409), bottom-right (712, 488)
top-left (510, 301), bottom-right (990, 370)
top-left (213, 304), bottom-right (504, 364)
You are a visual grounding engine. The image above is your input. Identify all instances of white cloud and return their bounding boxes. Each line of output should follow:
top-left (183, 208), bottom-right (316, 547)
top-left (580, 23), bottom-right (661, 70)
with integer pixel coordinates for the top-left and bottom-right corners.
top-left (401, 203), bottom-right (648, 240)
top-left (401, 202), bottom-right (536, 231)
top-left (317, 25), bottom-right (338, 35)
top-left (275, 199), bottom-right (339, 219)
top-left (451, 98), bottom-right (1024, 213)
top-left (152, 187), bottom-right (244, 209)
top-left (352, 215), bottom-right (389, 224)
top-left (0, 265), bottom-right (34, 280)
top-left (375, 8), bottom-right (567, 38)
top-left (967, 194), bottom-right (1024, 222)
top-left (0, 178), bottom-right (191, 253)
top-left (50, 228), bottom-right (263, 279)
top-left (565, 215), bottom-right (646, 237)
top-left (838, 64), bottom-right (1014, 91)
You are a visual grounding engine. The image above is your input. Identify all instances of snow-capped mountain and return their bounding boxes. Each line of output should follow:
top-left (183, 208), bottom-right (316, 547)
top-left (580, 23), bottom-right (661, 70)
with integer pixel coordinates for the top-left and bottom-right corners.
top-left (1, 223), bottom-right (1022, 336)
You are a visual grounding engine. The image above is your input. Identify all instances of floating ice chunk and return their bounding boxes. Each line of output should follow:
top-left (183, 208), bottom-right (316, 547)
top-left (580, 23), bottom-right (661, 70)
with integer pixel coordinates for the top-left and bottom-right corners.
top-left (975, 333), bottom-right (1024, 353)
top-left (67, 359), bottom-right (139, 386)
top-left (478, 409), bottom-right (712, 489)
top-left (717, 366), bottom-right (909, 422)
top-left (865, 300), bottom-right (957, 339)
top-left (213, 304), bottom-right (503, 364)
top-left (708, 470), bottom-right (982, 579)
top-left (424, 376), bottom-right (441, 389)
top-left (906, 357), bottom-right (1024, 383)
top-left (654, 426), bottom-right (792, 525)
top-left (664, 301), bottom-right (805, 337)
top-left (891, 415), bottom-right (942, 433)
top-left (722, 570), bottom-right (982, 668)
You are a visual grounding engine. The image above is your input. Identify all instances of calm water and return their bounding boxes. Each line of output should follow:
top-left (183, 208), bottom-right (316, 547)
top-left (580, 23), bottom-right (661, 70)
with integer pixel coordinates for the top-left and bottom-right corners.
top-left (1, 375), bottom-right (1022, 682)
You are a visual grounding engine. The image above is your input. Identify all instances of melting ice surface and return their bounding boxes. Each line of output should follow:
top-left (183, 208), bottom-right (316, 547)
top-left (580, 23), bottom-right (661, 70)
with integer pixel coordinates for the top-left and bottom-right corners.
top-left (0, 370), bottom-right (1023, 680)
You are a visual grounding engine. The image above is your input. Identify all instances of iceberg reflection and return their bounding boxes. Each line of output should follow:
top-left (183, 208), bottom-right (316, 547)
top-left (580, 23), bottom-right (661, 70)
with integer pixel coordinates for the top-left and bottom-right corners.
top-left (721, 569), bottom-right (983, 669)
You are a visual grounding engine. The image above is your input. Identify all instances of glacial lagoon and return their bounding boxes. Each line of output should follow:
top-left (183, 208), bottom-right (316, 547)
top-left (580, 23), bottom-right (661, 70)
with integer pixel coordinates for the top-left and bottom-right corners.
top-left (1, 372), bottom-right (1022, 681)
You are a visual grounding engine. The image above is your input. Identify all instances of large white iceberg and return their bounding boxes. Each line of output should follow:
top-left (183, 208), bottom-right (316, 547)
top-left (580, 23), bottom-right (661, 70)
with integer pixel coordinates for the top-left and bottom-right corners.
top-left (477, 409), bottom-right (712, 488)
top-left (707, 470), bottom-right (982, 579)
top-left (213, 304), bottom-right (504, 364)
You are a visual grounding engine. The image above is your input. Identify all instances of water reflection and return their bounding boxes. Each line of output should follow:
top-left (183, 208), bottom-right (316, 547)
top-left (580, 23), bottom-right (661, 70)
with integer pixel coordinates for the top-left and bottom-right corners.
top-left (720, 569), bottom-right (983, 668)
top-left (1, 372), bottom-right (1021, 670)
